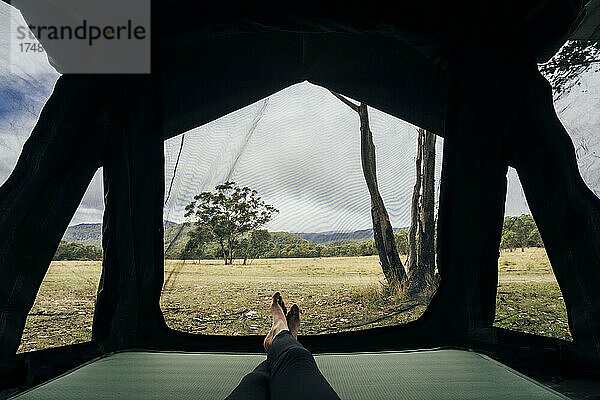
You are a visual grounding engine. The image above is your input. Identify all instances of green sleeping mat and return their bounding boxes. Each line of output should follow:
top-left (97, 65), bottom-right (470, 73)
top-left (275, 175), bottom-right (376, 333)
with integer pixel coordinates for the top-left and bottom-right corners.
top-left (12, 349), bottom-right (569, 399)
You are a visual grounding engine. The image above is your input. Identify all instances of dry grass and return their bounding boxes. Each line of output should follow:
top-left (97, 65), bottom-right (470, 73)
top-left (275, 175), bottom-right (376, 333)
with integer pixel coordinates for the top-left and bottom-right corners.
top-left (496, 248), bottom-right (571, 340)
top-left (160, 256), bottom-right (426, 336)
top-left (18, 248), bottom-right (570, 353)
top-left (18, 261), bottom-right (100, 353)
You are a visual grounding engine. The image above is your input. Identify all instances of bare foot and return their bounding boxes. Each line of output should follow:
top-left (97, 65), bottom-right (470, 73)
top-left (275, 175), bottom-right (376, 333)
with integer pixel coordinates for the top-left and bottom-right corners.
top-left (286, 304), bottom-right (300, 339)
top-left (278, 293), bottom-right (288, 316)
top-left (263, 292), bottom-right (289, 351)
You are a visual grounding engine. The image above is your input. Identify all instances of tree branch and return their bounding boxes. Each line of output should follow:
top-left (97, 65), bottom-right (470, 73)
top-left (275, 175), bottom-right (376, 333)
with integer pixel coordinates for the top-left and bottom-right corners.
top-left (328, 90), bottom-right (360, 113)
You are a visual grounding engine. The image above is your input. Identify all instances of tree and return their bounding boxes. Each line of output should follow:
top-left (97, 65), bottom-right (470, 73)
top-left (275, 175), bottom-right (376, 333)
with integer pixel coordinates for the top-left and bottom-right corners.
top-left (394, 230), bottom-right (409, 255)
top-left (329, 90), bottom-right (407, 286)
top-left (500, 230), bottom-right (518, 252)
top-left (407, 128), bottom-right (437, 294)
top-left (182, 225), bottom-right (213, 262)
top-left (184, 182), bottom-right (278, 264)
top-left (53, 241), bottom-right (102, 261)
top-left (244, 229), bottom-right (271, 264)
top-left (526, 227), bottom-right (543, 248)
top-left (500, 215), bottom-right (543, 251)
top-left (407, 132), bottom-right (423, 276)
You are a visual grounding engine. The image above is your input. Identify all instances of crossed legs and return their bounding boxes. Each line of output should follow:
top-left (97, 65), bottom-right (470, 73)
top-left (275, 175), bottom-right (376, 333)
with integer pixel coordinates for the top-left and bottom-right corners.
top-left (225, 293), bottom-right (340, 400)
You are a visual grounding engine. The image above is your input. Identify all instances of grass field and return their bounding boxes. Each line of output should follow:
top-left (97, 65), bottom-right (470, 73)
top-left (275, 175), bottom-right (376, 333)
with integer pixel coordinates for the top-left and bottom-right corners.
top-left (18, 248), bottom-right (570, 353)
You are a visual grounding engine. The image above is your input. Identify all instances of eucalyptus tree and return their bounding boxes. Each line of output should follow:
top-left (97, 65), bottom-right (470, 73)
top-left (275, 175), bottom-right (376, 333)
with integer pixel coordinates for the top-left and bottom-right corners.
top-left (185, 182), bottom-right (277, 264)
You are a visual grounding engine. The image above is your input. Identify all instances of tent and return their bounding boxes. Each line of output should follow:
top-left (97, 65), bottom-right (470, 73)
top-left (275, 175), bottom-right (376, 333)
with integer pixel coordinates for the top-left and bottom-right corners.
top-left (1, 0), bottom-right (600, 398)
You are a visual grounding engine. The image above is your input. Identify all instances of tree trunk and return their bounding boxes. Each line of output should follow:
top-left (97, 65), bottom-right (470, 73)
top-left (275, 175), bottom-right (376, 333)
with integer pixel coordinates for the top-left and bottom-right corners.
top-left (414, 130), bottom-right (437, 292)
top-left (328, 91), bottom-right (406, 286)
top-left (407, 129), bottom-right (437, 294)
top-left (220, 240), bottom-right (227, 264)
top-left (407, 130), bottom-right (423, 277)
top-left (244, 232), bottom-right (252, 265)
top-left (358, 103), bottom-right (406, 285)
top-left (228, 239), bottom-right (234, 265)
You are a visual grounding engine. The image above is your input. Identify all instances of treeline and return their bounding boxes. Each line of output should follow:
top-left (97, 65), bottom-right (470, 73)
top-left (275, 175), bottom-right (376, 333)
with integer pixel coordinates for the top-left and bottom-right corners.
top-left (52, 215), bottom-right (542, 260)
top-left (53, 241), bottom-right (102, 261)
top-left (180, 215), bottom-right (544, 261)
top-left (179, 230), bottom-right (410, 260)
top-left (500, 215), bottom-right (543, 251)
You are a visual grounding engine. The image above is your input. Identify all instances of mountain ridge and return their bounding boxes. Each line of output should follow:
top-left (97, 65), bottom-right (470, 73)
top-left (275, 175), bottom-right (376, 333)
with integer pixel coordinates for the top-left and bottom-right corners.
top-left (63, 222), bottom-right (406, 249)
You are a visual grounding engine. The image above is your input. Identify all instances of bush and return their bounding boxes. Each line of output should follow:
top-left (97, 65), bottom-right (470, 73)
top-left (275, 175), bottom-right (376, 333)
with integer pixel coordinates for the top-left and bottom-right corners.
top-left (501, 215), bottom-right (543, 251)
top-left (54, 241), bottom-right (102, 261)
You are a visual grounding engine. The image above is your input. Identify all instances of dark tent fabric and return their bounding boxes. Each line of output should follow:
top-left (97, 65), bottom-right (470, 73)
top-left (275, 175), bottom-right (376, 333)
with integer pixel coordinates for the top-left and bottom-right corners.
top-left (1, 0), bottom-right (600, 397)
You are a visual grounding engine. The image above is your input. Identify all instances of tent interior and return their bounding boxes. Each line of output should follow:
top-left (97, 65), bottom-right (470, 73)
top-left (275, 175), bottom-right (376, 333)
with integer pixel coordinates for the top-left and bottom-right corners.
top-left (1, 0), bottom-right (600, 398)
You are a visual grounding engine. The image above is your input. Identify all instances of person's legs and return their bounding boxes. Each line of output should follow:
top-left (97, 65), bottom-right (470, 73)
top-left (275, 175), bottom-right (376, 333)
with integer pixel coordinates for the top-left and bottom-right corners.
top-left (225, 292), bottom-right (340, 400)
top-left (224, 292), bottom-right (288, 400)
top-left (267, 331), bottom-right (340, 400)
top-left (224, 360), bottom-right (269, 400)
top-left (264, 294), bottom-right (340, 400)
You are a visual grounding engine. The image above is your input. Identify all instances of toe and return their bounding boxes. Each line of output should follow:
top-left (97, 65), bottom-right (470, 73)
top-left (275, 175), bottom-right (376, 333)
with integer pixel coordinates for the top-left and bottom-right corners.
top-left (272, 292), bottom-right (280, 307)
top-left (287, 304), bottom-right (299, 320)
top-left (271, 292), bottom-right (287, 315)
top-left (278, 296), bottom-right (287, 316)
top-left (290, 304), bottom-right (300, 319)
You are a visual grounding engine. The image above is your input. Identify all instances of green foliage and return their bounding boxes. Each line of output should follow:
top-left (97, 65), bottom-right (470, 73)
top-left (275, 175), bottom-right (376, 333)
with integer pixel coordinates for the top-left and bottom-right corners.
top-left (180, 180), bottom-right (412, 263)
top-left (184, 182), bottom-right (278, 264)
top-left (501, 215), bottom-right (543, 251)
top-left (178, 229), bottom-right (414, 261)
top-left (394, 230), bottom-right (408, 254)
top-left (247, 229), bottom-right (271, 259)
top-left (53, 241), bottom-right (102, 261)
top-left (181, 225), bottom-right (213, 261)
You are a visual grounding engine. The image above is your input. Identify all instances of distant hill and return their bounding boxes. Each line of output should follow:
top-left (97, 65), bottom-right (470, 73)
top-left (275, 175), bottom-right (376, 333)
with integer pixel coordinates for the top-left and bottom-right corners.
top-left (163, 222), bottom-right (194, 259)
top-left (64, 221), bottom-right (196, 258)
top-left (295, 227), bottom-right (406, 244)
top-left (63, 224), bottom-right (102, 247)
top-left (62, 222), bottom-right (405, 255)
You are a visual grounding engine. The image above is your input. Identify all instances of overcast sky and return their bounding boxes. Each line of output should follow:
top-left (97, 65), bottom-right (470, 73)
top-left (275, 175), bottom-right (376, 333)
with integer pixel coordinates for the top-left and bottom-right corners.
top-left (1, 3), bottom-right (598, 233)
top-left (163, 82), bottom-right (446, 232)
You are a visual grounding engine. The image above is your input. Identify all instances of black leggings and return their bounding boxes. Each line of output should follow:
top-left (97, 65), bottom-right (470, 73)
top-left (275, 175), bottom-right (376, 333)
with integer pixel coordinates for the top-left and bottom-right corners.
top-left (225, 331), bottom-right (340, 400)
